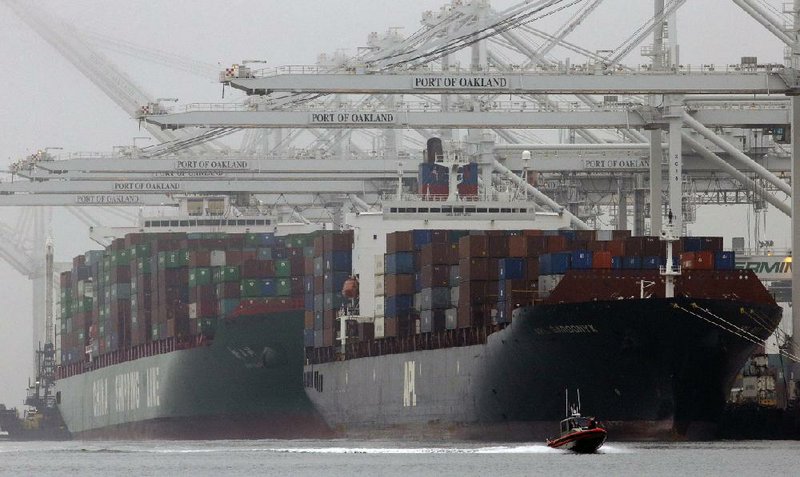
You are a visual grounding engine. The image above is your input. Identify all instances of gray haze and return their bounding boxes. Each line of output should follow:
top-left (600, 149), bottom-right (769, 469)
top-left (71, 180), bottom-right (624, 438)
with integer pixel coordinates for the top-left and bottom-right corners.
top-left (0, 0), bottom-right (792, 407)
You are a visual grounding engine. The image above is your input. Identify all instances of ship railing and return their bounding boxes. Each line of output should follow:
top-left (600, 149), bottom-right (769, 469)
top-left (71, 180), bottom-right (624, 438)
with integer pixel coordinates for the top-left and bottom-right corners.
top-left (56, 336), bottom-right (212, 379)
top-left (309, 323), bottom-right (510, 364)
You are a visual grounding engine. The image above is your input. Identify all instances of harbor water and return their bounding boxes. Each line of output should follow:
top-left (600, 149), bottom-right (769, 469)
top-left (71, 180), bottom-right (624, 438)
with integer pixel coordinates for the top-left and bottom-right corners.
top-left (1, 439), bottom-right (798, 476)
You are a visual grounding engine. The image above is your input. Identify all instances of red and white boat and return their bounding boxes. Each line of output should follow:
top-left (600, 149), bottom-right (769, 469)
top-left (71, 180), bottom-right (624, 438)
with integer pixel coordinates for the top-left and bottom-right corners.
top-left (547, 391), bottom-right (607, 453)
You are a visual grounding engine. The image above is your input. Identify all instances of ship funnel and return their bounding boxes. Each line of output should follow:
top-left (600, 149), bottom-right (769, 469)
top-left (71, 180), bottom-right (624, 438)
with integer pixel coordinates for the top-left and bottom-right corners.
top-left (426, 138), bottom-right (443, 164)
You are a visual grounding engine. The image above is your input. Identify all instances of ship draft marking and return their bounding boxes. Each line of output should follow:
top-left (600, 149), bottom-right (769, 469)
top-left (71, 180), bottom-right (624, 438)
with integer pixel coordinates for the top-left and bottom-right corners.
top-left (403, 361), bottom-right (417, 407)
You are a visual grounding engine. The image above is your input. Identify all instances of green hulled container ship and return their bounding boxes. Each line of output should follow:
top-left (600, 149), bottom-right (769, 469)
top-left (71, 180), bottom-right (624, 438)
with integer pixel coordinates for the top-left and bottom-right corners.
top-left (55, 227), bottom-right (334, 439)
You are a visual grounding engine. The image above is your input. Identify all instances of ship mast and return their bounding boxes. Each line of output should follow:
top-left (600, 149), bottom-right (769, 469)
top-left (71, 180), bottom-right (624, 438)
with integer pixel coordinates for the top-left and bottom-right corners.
top-left (660, 215), bottom-right (681, 299)
top-left (45, 236), bottom-right (54, 346)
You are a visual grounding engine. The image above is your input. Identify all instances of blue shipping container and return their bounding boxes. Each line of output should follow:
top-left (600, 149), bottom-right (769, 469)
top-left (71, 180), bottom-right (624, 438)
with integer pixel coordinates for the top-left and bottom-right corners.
top-left (385, 294), bottom-right (414, 317)
top-left (386, 252), bottom-right (415, 274)
top-left (611, 256), bottom-right (624, 269)
top-left (260, 279), bottom-right (277, 297)
top-left (499, 258), bottom-right (525, 280)
top-left (571, 250), bottom-right (593, 270)
top-left (623, 256), bottom-right (642, 270)
top-left (642, 256), bottom-right (660, 269)
top-left (304, 276), bottom-right (314, 294)
top-left (330, 250), bottom-right (352, 272)
top-left (495, 306), bottom-right (510, 324)
top-left (458, 162), bottom-right (479, 185)
top-left (683, 237), bottom-right (702, 252)
top-left (539, 253), bottom-right (571, 275)
top-left (413, 229), bottom-right (432, 248)
top-left (304, 293), bottom-right (314, 310)
top-left (715, 251), bottom-right (736, 270)
top-left (419, 163), bottom-right (449, 185)
top-left (304, 329), bottom-right (314, 348)
top-left (559, 230), bottom-right (577, 242)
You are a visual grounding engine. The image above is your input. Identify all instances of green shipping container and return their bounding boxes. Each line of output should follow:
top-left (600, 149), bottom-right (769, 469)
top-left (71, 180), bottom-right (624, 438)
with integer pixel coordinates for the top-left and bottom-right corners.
top-left (214, 266), bottom-right (240, 283)
top-left (137, 258), bottom-right (152, 274)
top-left (274, 259), bottom-right (291, 278)
top-left (189, 268), bottom-right (212, 287)
top-left (158, 250), bottom-right (188, 269)
top-left (275, 278), bottom-right (291, 296)
top-left (240, 279), bottom-right (264, 298)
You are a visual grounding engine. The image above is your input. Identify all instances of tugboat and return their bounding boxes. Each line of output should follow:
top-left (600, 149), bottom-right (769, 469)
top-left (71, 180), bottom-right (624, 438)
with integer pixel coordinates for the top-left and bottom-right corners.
top-left (547, 390), bottom-right (607, 453)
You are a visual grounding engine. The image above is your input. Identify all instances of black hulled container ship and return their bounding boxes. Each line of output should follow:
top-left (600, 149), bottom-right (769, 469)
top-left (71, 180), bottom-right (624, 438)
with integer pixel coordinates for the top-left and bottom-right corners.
top-left (302, 153), bottom-right (782, 441)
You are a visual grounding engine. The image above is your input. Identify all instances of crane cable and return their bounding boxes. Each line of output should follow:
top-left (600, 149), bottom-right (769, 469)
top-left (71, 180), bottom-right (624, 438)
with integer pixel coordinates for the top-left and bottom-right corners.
top-left (673, 303), bottom-right (800, 363)
top-left (370, 0), bottom-right (586, 70)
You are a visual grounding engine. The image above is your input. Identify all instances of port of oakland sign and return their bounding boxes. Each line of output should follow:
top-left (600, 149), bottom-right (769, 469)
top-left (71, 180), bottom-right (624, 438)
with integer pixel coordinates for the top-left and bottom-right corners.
top-left (310, 112), bottom-right (396, 125)
top-left (76, 195), bottom-right (143, 204)
top-left (412, 76), bottom-right (510, 90)
top-left (173, 160), bottom-right (251, 171)
top-left (582, 158), bottom-right (649, 171)
top-left (113, 182), bottom-right (181, 191)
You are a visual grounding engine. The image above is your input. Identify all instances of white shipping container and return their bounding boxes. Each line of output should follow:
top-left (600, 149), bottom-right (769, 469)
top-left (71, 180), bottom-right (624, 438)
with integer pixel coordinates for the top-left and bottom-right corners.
top-left (445, 308), bottom-right (458, 330)
top-left (374, 316), bottom-right (385, 338)
top-left (374, 254), bottom-right (385, 275)
top-left (188, 303), bottom-right (197, 319)
top-left (595, 230), bottom-right (613, 241)
top-left (450, 286), bottom-right (459, 304)
top-left (538, 274), bottom-right (565, 294)
top-left (374, 275), bottom-right (385, 296)
top-left (375, 299), bottom-right (385, 316)
top-left (210, 250), bottom-right (226, 267)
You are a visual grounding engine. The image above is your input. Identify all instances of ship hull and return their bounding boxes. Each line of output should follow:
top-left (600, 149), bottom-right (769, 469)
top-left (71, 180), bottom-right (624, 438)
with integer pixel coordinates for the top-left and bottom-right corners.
top-left (303, 298), bottom-right (781, 440)
top-left (56, 311), bottom-right (330, 439)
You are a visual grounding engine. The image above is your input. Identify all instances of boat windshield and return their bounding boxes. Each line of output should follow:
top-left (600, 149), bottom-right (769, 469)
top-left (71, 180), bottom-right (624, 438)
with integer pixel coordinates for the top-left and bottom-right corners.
top-left (567, 417), bottom-right (593, 429)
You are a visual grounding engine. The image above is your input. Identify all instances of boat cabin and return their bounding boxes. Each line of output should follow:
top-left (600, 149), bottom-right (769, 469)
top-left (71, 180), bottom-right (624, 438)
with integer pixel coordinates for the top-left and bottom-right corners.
top-left (560, 415), bottom-right (597, 435)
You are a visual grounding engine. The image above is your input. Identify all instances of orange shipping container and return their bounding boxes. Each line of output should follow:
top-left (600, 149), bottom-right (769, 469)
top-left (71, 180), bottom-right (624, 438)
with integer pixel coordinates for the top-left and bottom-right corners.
top-left (680, 251), bottom-right (714, 270)
top-left (592, 251), bottom-right (613, 269)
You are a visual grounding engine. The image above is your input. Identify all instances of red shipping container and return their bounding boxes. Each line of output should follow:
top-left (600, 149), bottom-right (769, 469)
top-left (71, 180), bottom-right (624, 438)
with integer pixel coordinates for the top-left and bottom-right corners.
top-left (586, 241), bottom-right (607, 252)
top-left (458, 280), bottom-right (497, 305)
top-left (457, 305), bottom-right (487, 329)
top-left (460, 257), bottom-right (490, 281)
top-left (304, 311), bottom-right (314, 330)
top-left (323, 231), bottom-right (354, 251)
top-left (526, 259), bottom-right (540, 278)
top-left (457, 183), bottom-right (479, 198)
top-left (419, 242), bottom-right (457, 266)
top-left (607, 240), bottom-right (626, 257)
top-left (188, 250), bottom-right (211, 267)
top-left (546, 235), bottom-right (568, 253)
top-left (290, 256), bottom-right (305, 275)
top-left (386, 274), bottom-right (415, 296)
top-left (488, 235), bottom-right (510, 258)
top-left (459, 235), bottom-right (489, 258)
top-left (72, 255), bottom-right (86, 268)
top-left (358, 322), bottom-right (375, 341)
top-left (387, 231), bottom-right (414, 253)
top-left (680, 251), bottom-right (714, 270)
top-left (290, 276), bottom-right (304, 296)
top-left (60, 271), bottom-right (72, 289)
top-left (592, 251), bottom-right (613, 269)
top-left (242, 259), bottom-right (275, 278)
top-left (420, 265), bottom-right (450, 288)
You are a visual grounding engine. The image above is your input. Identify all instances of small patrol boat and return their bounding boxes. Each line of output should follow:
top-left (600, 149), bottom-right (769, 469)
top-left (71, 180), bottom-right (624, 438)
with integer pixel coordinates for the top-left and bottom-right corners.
top-left (547, 390), bottom-right (607, 453)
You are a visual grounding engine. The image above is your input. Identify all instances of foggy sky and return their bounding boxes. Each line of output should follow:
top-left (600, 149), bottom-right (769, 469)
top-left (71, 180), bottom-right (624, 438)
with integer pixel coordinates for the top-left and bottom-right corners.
top-left (0, 0), bottom-right (792, 407)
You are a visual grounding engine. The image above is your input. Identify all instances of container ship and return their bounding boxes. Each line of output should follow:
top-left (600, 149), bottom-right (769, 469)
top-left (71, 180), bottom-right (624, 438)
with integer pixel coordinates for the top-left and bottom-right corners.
top-left (54, 212), bottom-right (338, 439)
top-left (301, 150), bottom-right (783, 441)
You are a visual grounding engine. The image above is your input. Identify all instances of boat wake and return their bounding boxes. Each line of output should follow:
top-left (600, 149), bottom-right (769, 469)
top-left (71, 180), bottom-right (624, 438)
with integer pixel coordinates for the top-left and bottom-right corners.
top-left (268, 444), bottom-right (560, 454)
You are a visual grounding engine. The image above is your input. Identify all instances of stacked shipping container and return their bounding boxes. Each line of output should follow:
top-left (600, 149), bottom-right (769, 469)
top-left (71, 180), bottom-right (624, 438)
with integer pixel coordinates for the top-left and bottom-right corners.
top-left (58, 231), bottom-right (326, 366)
